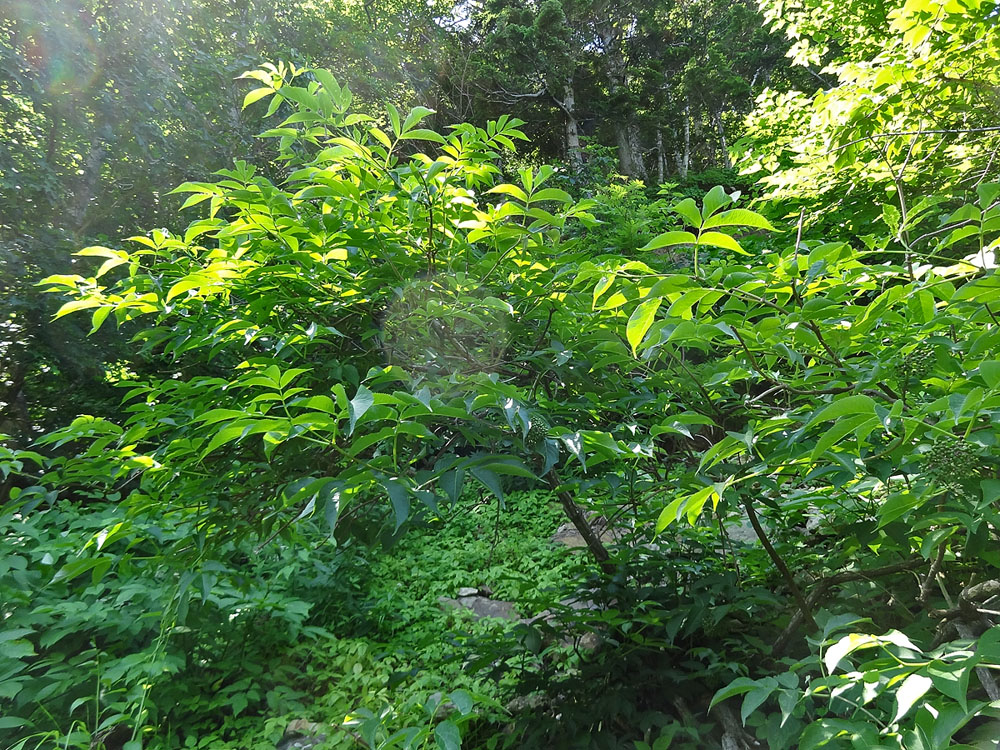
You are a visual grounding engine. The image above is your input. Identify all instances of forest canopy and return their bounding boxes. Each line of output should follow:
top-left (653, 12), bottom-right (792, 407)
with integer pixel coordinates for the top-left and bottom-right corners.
top-left (3, 0), bottom-right (1000, 748)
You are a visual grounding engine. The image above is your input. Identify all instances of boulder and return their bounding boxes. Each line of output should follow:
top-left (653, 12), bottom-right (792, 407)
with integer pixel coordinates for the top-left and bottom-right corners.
top-left (438, 594), bottom-right (520, 621)
top-left (550, 517), bottom-right (625, 548)
top-left (276, 720), bottom-right (326, 750)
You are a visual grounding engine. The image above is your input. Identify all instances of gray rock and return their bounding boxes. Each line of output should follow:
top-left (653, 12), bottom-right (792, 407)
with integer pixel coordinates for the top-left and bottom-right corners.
top-left (550, 518), bottom-right (625, 548)
top-left (277, 721), bottom-right (326, 750)
top-left (276, 734), bottom-right (327, 750)
top-left (559, 597), bottom-right (600, 612)
top-left (726, 519), bottom-right (759, 545)
top-left (457, 586), bottom-right (479, 597)
top-left (439, 594), bottom-right (520, 620)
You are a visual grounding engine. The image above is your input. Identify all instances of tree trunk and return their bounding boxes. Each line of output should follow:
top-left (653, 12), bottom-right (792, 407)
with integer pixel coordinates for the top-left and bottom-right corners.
top-left (674, 103), bottom-right (691, 180)
top-left (69, 124), bottom-right (107, 239)
top-left (599, 21), bottom-right (646, 180)
top-left (656, 129), bottom-right (664, 184)
top-left (614, 122), bottom-right (646, 180)
top-left (562, 82), bottom-right (583, 170)
top-left (713, 110), bottom-right (732, 169)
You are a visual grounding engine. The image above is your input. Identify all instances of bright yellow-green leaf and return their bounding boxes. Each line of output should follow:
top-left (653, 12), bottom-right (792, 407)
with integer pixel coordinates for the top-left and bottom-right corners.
top-left (698, 231), bottom-right (750, 255)
top-left (242, 87), bottom-right (274, 109)
top-left (54, 298), bottom-right (103, 319)
top-left (701, 209), bottom-right (776, 231)
top-left (626, 298), bottom-right (662, 355)
top-left (640, 231), bottom-right (697, 252)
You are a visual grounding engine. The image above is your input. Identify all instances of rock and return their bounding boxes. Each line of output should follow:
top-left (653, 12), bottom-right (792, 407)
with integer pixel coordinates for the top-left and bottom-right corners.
top-left (276, 720), bottom-right (326, 750)
top-left (438, 594), bottom-right (520, 620)
top-left (559, 596), bottom-right (600, 612)
top-left (507, 693), bottom-right (547, 713)
top-left (285, 720), bottom-right (319, 734)
top-left (550, 517), bottom-right (625, 548)
top-left (457, 586), bottom-right (479, 597)
top-left (276, 736), bottom-right (327, 750)
top-left (726, 519), bottom-right (758, 545)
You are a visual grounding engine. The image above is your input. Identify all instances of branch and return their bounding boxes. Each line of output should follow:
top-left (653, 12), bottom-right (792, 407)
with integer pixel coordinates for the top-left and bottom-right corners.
top-left (546, 469), bottom-right (615, 575)
top-left (829, 126), bottom-right (1000, 153)
top-left (771, 558), bottom-right (925, 656)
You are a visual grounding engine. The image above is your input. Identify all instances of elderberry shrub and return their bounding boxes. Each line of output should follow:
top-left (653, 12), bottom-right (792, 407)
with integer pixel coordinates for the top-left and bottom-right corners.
top-left (923, 436), bottom-right (982, 486)
top-left (900, 342), bottom-right (936, 381)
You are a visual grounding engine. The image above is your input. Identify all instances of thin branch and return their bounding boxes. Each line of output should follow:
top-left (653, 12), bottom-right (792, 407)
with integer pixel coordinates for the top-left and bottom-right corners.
top-left (772, 558), bottom-right (925, 656)
top-left (829, 126), bottom-right (1000, 153)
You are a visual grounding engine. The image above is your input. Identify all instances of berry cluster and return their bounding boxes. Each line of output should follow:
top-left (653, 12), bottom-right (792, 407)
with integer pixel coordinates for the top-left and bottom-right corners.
top-left (900, 343), bottom-right (936, 380)
top-left (524, 420), bottom-right (549, 449)
top-left (923, 436), bottom-right (981, 485)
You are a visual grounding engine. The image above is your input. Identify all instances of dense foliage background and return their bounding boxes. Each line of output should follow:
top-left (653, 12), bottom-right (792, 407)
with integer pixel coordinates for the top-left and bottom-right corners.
top-left (4, 0), bottom-right (1000, 748)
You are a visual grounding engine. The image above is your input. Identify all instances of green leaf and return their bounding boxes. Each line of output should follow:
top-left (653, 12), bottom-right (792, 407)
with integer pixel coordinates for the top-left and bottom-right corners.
top-left (626, 298), bottom-right (662, 355)
top-left (311, 68), bottom-right (342, 99)
top-left (434, 720), bottom-right (461, 750)
top-left (382, 479), bottom-right (410, 532)
top-left (90, 306), bottom-right (112, 334)
top-left (402, 105), bottom-right (435, 133)
top-left (440, 469), bottom-right (464, 504)
top-left (277, 85), bottom-right (319, 111)
top-left (698, 231), bottom-right (749, 255)
top-left (799, 719), bottom-right (867, 750)
top-left (593, 274), bottom-right (615, 307)
top-left (878, 490), bottom-right (927, 528)
top-left (927, 660), bottom-right (971, 713)
top-left (75, 245), bottom-right (120, 259)
top-left (230, 692), bottom-right (249, 716)
top-left (672, 198), bottom-right (702, 228)
top-left (811, 414), bottom-right (879, 460)
top-left (242, 87), bottom-right (273, 109)
top-left (701, 208), bottom-right (775, 231)
top-left (980, 361), bottom-right (1000, 388)
top-left (809, 395), bottom-right (877, 426)
top-left (166, 275), bottom-right (207, 302)
top-left (824, 633), bottom-right (880, 673)
top-left (470, 466), bottom-right (504, 505)
top-left (487, 184), bottom-right (529, 203)
top-left (702, 186), bottom-right (732, 218)
top-left (640, 231), bottom-right (697, 252)
top-left (54, 298), bottom-right (102, 319)
top-left (400, 129), bottom-right (446, 143)
top-left (892, 673), bottom-right (932, 723)
top-left (530, 188), bottom-right (573, 204)
top-left (709, 677), bottom-right (764, 710)
top-left (387, 103), bottom-right (402, 138)
top-left (348, 385), bottom-right (375, 436)
top-left (325, 490), bottom-right (340, 533)
top-left (976, 626), bottom-right (1000, 663)
top-left (477, 460), bottom-right (537, 480)
top-left (741, 682), bottom-right (777, 724)
top-left (448, 690), bottom-right (475, 715)
top-left (370, 127), bottom-right (393, 149)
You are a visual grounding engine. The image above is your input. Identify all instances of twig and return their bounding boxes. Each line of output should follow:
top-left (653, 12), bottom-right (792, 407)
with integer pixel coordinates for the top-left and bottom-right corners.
top-left (919, 543), bottom-right (946, 608)
top-left (740, 493), bottom-right (817, 631)
top-left (829, 126), bottom-right (1000, 153)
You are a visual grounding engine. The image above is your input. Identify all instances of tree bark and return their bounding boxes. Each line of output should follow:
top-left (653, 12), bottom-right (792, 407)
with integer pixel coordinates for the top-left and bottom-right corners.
top-left (614, 122), bottom-right (646, 180)
top-left (546, 470), bottom-right (614, 575)
top-left (562, 82), bottom-right (583, 170)
top-left (674, 102), bottom-right (691, 180)
top-left (599, 21), bottom-right (646, 180)
top-left (656, 129), bottom-right (664, 184)
top-left (69, 125), bottom-right (107, 239)
top-left (713, 110), bottom-right (732, 169)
